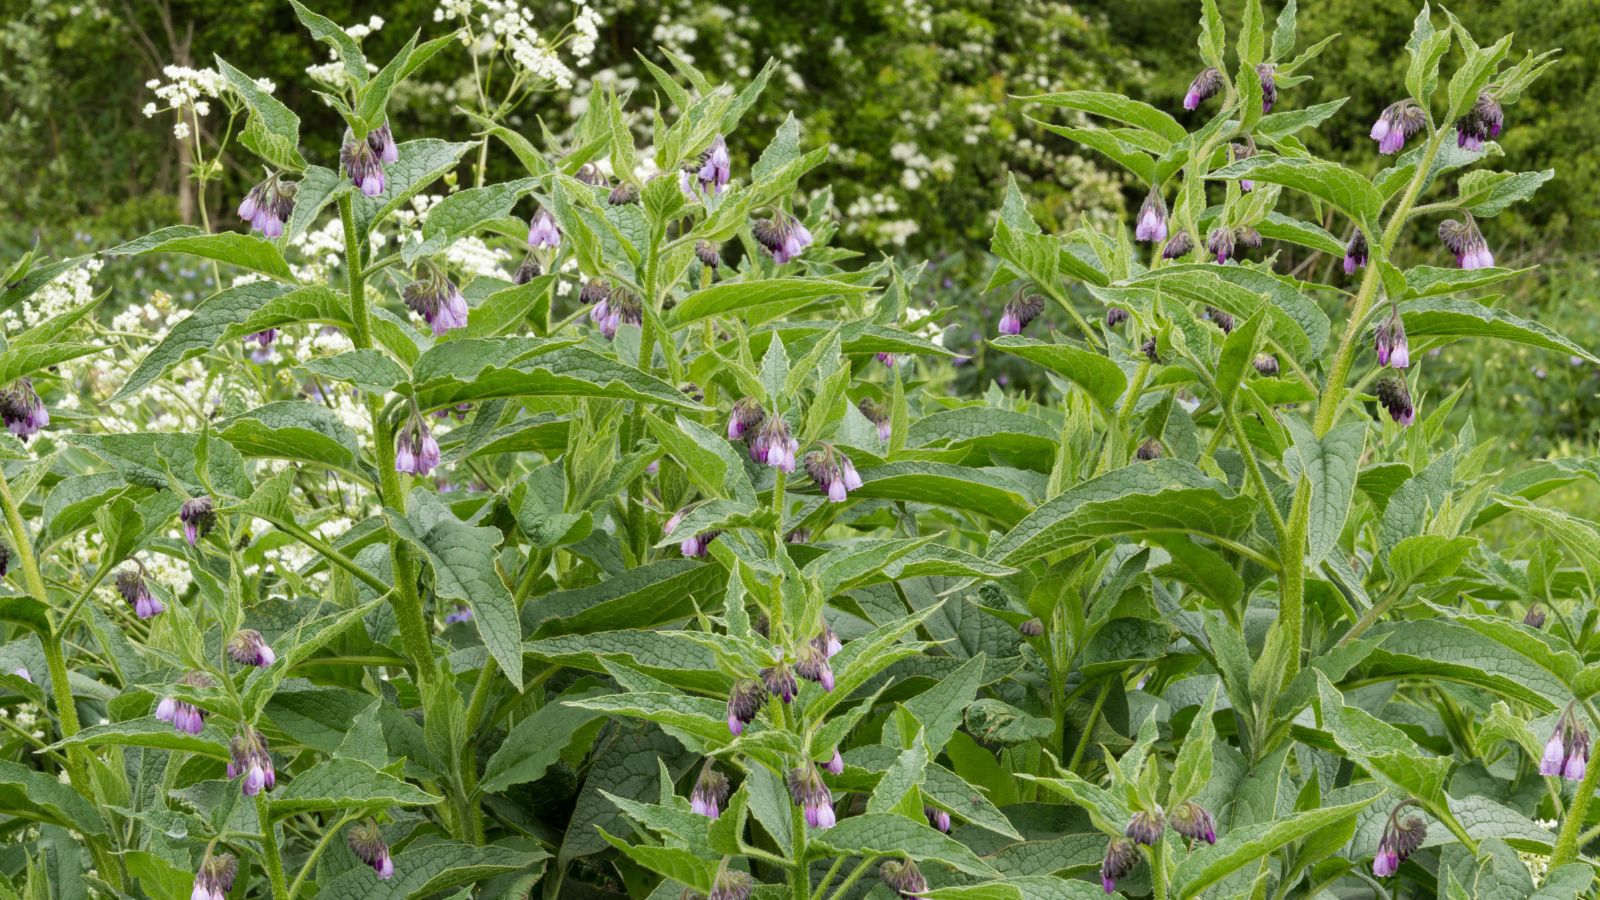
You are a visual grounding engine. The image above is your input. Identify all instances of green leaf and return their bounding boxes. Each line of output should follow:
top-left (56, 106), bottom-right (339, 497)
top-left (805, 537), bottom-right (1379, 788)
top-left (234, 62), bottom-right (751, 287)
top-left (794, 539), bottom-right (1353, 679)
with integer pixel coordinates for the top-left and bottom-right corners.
top-left (352, 140), bottom-right (474, 230)
top-left (268, 758), bottom-right (438, 820)
top-left (1400, 296), bottom-right (1599, 364)
top-left (315, 841), bottom-right (546, 900)
top-left (1404, 4), bottom-right (1449, 104)
top-left (1209, 157), bottom-right (1382, 228)
top-left (299, 349), bottom-right (408, 395)
top-left (759, 335), bottom-right (789, 404)
top-left (987, 336), bottom-right (1126, 410)
top-left (849, 463), bottom-right (1039, 528)
top-left (866, 737), bottom-right (929, 815)
top-left (104, 226), bottom-right (295, 282)
top-left (0, 760), bottom-right (106, 834)
top-left (1283, 417), bottom-right (1364, 566)
top-left (1314, 673), bottom-right (1450, 806)
top-left (1167, 686), bottom-right (1218, 806)
top-left (808, 814), bottom-right (997, 876)
top-left (412, 345), bottom-right (705, 411)
top-left (50, 717), bottom-right (229, 759)
top-left (111, 281), bottom-right (301, 400)
top-left (215, 56), bottom-right (305, 171)
top-left (0, 342), bottom-right (103, 387)
top-left (1215, 309), bottom-right (1264, 406)
top-left (218, 401), bottom-right (366, 477)
top-left (1171, 796), bottom-right (1377, 899)
top-left (462, 276), bottom-right (554, 339)
top-left (481, 686), bottom-right (607, 793)
top-left (670, 277), bottom-right (869, 326)
top-left (1021, 91), bottom-right (1186, 146)
top-left (403, 179), bottom-right (536, 264)
top-left (1456, 169), bottom-right (1554, 217)
top-left (66, 432), bottom-right (251, 497)
top-left (290, 1), bottom-right (368, 86)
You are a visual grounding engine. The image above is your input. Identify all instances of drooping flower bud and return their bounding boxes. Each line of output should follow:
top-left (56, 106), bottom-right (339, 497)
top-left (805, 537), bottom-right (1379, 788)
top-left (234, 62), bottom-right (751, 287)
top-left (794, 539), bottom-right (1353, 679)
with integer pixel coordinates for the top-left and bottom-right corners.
top-left (592, 289), bottom-right (642, 340)
top-left (1345, 229), bottom-right (1369, 275)
top-left (709, 869), bottom-right (754, 900)
top-left (876, 352), bottom-right (899, 368)
top-left (237, 174), bottom-right (296, 238)
top-left (804, 447), bottom-right (862, 503)
top-left (812, 627), bottom-right (843, 659)
top-left (1183, 67), bottom-right (1222, 110)
top-left (1525, 605), bottom-right (1546, 629)
top-left (347, 819), bottom-right (394, 880)
top-left (690, 761), bottom-right (731, 819)
top-left (1124, 808), bottom-right (1164, 845)
top-left (395, 414), bottom-right (442, 477)
top-left (608, 182), bottom-right (639, 205)
top-left (227, 629), bottom-right (277, 668)
top-left (246, 328), bottom-right (278, 363)
top-left (1206, 226), bottom-right (1236, 264)
top-left (787, 764), bottom-right (836, 829)
top-left (1256, 64), bottom-right (1277, 113)
top-left (1375, 312), bottom-right (1410, 369)
top-left (762, 661), bottom-right (799, 704)
top-left (750, 416), bottom-right (799, 473)
top-left (823, 747), bottom-right (844, 775)
top-left (858, 398), bottom-right (892, 443)
top-left (925, 805), bottom-right (952, 833)
top-left (880, 858), bottom-right (927, 899)
top-left (697, 241), bottom-right (723, 270)
top-left (512, 253), bottom-right (542, 285)
top-left (1106, 307), bottom-right (1129, 328)
top-left (1375, 375), bottom-right (1415, 427)
top-left (191, 851), bottom-right (237, 900)
top-left (579, 278), bottom-right (612, 307)
top-left (1370, 100), bottom-right (1427, 155)
top-left (696, 135), bottom-right (732, 195)
top-left (1162, 229), bottom-right (1194, 260)
top-left (1234, 226), bottom-right (1262, 252)
top-left (680, 530), bottom-right (720, 559)
top-left (1141, 338), bottom-right (1161, 364)
top-left (179, 496), bottom-right (216, 545)
top-left (1540, 705), bottom-right (1592, 781)
top-left (117, 566), bottom-right (164, 619)
top-left (227, 725), bottom-right (275, 796)
top-left (367, 121), bottom-right (399, 164)
top-left (1135, 188), bottom-right (1168, 242)
top-left (1019, 617), bottom-right (1044, 637)
top-left (1170, 800), bottom-right (1217, 844)
top-left (402, 266), bottom-right (469, 336)
top-left (340, 134), bottom-right (387, 197)
top-left (1438, 218), bottom-right (1494, 269)
top-left (795, 643), bottom-right (835, 692)
top-left (527, 207), bottom-right (561, 249)
top-left (728, 397), bottom-right (766, 441)
top-left (1253, 354), bottom-right (1279, 376)
top-left (1101, 837), bottom-right (1139, 894)
top-left (1205, 306), bottom-right (1236, 334)
top-left (575, 162), bottom-right (607, 187)
top-left (1372, 801), bottom-right (1426, 877)
top-left (0, 379), bottom-right (49, 441)
top-left (753, 213), bottom-right (813, 264)
top-left (727, 679), bottom-right (766, 735)
top-left (155, 670), bottom-right (213, 735)
top-left (1136, 439), bottom-right (1162, 461)
top-left (0, 542), bottom-right (8, 578)
top-left (1230, 142), bottom-right (1256, 192)
top-left (998, 294), bottom-right (1046, 336)
top-left (1456, 92), bottom-right (1504, 151)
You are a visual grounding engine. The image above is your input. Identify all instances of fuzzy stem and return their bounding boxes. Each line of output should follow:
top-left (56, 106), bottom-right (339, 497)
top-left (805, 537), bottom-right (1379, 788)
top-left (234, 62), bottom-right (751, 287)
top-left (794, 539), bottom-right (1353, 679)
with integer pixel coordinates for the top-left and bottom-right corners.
top-left (256, 793), bottom-right (290, 899)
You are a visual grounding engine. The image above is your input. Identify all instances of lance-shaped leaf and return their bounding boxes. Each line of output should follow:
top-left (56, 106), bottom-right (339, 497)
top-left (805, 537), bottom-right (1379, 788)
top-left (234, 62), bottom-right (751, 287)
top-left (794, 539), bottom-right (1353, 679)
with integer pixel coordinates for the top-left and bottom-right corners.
top-left (105, 226), bottom-right (295, 282)
top-left (1400, 296), bottom-right (1600, 364)
top-left (314, 841), bottom-right (547, 900)
top-left (1210, 156), bottom-right (1383, 228)
top-left (1313, 673), bottom-right (1450, 806)
top-left (807, 814), bottom-right (998, 876)
top-left (670, 277), bottom-right (870, 326)
top-left (267, 758), bottom-right (438, 820)
top-left (1171, 796), bottom-right (1378, 899)
top-left (988, 336), bottom-right (1126, 410)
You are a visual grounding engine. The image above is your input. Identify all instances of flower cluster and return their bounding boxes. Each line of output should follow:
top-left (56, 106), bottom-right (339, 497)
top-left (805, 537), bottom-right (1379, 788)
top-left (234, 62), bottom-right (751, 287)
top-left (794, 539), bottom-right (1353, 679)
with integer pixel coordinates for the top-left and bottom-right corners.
top-left (155, 671), bottom-right (213, 736)
top-left (341, 123), bottom-right (399, 197)
top-left (227, 726), bottom-right (275, 796)
top-left (238, 175), bottom-right (297, 238)
top-left (998, 294), bottom-right (1045, 336)
top-left (347, 819), bottom-right (395, 880)
top-left (179, 497), bottom-right (216, 545)
top-left (1456, 92), bottom-right (1504, 151)
top-left (403, 266), bottom-right (470, 336)
top-left (1540, 706), bottom-right (1591, 781)
top-left (803, 447), bottom-right (863, 502)
top-left (191, 852), bottom-right (238, 900)
top-left (1372, 801), bottom-right (1427, 877)
top-left (753, 213), bottom-right (814, 264)
top-left (1370, 100), bottom-right (1427, 155)
top-left (0, 379), bottom-right (49, 441)
top-left (690, 762), bottom-right (731, 819)
top-left (786, 764), bottom-right (836, 829)
top-left (227, 629), bottom-right (277, 668)
top-left (116, 566), bottom-right (164, 619)
top-left (396, 414), bottom-right (443, 477)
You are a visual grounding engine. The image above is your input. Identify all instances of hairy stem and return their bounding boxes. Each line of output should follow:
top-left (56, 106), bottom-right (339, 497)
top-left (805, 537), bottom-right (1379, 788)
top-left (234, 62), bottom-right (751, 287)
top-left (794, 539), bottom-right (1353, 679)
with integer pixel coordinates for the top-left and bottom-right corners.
top-left (256, 794), bottom-right (290, 899)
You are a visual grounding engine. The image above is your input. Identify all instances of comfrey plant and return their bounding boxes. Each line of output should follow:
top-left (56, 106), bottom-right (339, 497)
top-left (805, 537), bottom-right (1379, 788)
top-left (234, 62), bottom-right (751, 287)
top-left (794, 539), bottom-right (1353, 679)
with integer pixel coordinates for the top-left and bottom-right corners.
top-left (0, 4), bottom-right (1594, 900)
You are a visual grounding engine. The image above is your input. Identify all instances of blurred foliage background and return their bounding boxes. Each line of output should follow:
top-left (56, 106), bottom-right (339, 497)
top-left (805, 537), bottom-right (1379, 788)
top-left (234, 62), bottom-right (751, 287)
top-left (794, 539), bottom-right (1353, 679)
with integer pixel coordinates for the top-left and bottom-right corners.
top-left (4, 0), bottom-right (1598, 458)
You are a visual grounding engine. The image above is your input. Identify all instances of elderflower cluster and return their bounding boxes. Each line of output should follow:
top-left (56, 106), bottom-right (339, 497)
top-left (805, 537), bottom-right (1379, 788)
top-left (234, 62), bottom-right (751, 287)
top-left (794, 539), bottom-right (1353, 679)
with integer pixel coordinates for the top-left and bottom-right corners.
top-left (3, 258), bottom-right (102, 332)
top-left (433, 0), bottom-right (605, 89)
top-left (394, 195), bottom-right (513, 280)
top-left (306, 16), bottom-right (387, 88)
top-left (142, 66), bottom-right (274, 140)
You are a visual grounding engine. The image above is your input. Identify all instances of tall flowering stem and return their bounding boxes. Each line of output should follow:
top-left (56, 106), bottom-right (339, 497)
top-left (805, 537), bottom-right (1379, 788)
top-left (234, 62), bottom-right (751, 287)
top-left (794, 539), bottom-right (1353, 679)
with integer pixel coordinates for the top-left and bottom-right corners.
top-left (1551, 700), bottom-right (1600, 865)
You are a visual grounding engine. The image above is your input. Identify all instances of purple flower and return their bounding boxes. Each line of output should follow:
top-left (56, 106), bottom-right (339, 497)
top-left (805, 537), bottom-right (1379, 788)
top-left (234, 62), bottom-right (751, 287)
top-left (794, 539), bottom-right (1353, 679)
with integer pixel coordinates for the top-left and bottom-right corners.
top-left (710, 870), bottom-right (754, 900)
top-left (1106, 307), bottom-right (1129, 328)
top-left (787, 764), bottom-right (836, 829)
top-left (1375, 375), bottom-right (1415, 427)
top-left (804, 448), bottom-right (862, 504)
top-left (403, 267), bottom-right (469, 336)
top-left (681, 530), bottom-right (720, 558)
top-left (823, 748), bottom-right (844, 775)
top-left (880, 859), bottom-right (927, 899)
top-left (527, 207), bottom-right (561, 249)
top-left (117, 566), bottom-right (164, 619)
top-left (513, 254), bottom-right (542, 285)
top-left (237, 174), bottom-right (295, 238)
top-left (191, 852), bottom-right (237, 900)
top-left (697, 241), bottom-right (723, 270)
top-left (1020, 617), bottom-right (1044, 636)
top-left (1345, 229), bottom-right (1369, 275)
top-left (179, 496), bottom-right (215, 545)
top-left (156, 671), bottom-right (213, 735)
top-left (1141, 338), bottom-right (1161, 364)
top-left (1375, 312), bottom-right (1409, 369)
top-left (753, 213), bottom-right (813, 264)
top-left (762, 662), bottom-right (799, 704)
top-left (247, 329), bottom-right (278, 363)
top-left (1125, 808), bottom-right (1164, 845)
top-left (444, 604), bottom-right (473, 624)
top-left (1170, 801), bottom-right (1216, 844)
top-left (1253, 353), bottom-right (1280, 376)
top-left (1371, 100), bottom-right (1427, 155)
top-left (11, 666), bottom-right (29, 682)
top-left (1541, 706), bottom-right (1591, 781)
top-left (1183, 67), bottom-right (1221, 110)
top-left (1206, 306), bottom-right (1236, 334)
top-left (348, 819), bottom-right (394, 880)
top-left (696, 135), bottom-right (732, 195)
top-left (0, 543), bottom-right (8, 579)
top-left (340, 134), bottom-right (387, 197)
top-left (0, 379), bottom-right (49, 441)
top-left (593, 289), bottom-right (642, 340)
top-left (1540, 729), bottom-right (1568, 776)
top-left (1162, 229), bottom-right (1194, 260)
top-left (749, 416), bottom-right (799, 473)
top-left (575, 162), bottom-right (607, 187)
top-left (1372, 801), bottom-right (1426, 878)
top-left (1100, 838), bottom-right (1138, 894)
top-left (1257, 64), bottom-right (1277, 113)
top-left (1136, 439), bottom-right (1162, 461)
top-left (1230, 141), bottom-right (1257, 191)
top-left (925, 805), bottom-right (952, 833)
top-left (609, 182), bottom-right (638, 205)
top-left (227, 726), bottom-right (275, 796)
top-left (227, 629), bottom-right (276, 668)
top-left (876, 352), bottom-right (899, 368)
top-left (812, 627), bottom-right (843, 658)
top-left (728, 397), bottom-right (766, 441)
top-left (1525, 605), bottom-right (1546, 629)
top-left (795, 644), bottom-right (835, 691)
top-left (726, 679), bottom-right (766, 735)
top-left (1206, 226), bottom-right (1235, 264)
top-left (395, 415), bottom-right (442, 477)
top-left (998, 293), bottom-right (1045, 336)
top-left (367, 122), bottom-right (399, 164)
top-left (858, 398), bottom-right (891, 443)
top-left (1439, 218), bottom-right (1494, 269)
top-left (1135, 187), bottom-right (1168, 242)
top-left (691, 762), bottom-right (731, 819)
top-left (1456, 92), bottom-right (1504, 151)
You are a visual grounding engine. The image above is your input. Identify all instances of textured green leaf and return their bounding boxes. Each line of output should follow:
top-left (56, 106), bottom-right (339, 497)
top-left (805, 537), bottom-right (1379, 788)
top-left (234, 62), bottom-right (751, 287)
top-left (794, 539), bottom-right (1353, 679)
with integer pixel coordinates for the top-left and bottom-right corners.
top-left (268, 758), bottom-right (438, 820)
top-left (988, 336), bottom-right (1126, 409)
top-left (671, 277), bottom-right (869, 326)
top-left (0, 760), bottom-right (106, 834)
top-left (1457, 169), bottom-right (1554, 217)
top-left (1172, 796), bottom-right (1376, 899)
top-left (111, 281), bottom-right (295, 400)
top-left (1022, 91), bottom-right (1186, 145)
top-left (216, 56), bottom-right (305, 171)
top-left (352, 140), bottom-right (474, 230)
top-left (299, 348), bottom-right (408, 394)
top-left (1210, 157), bottom-right (1382, 227)
top-left (316, 841), bottom-right (545, 900)
top-left (1283, 417), bottom-right (1363, 566)
top-left (403, 178), bottom-right (536, 263)
top-left (1401, 296), bottom-right (1599, 364)
top-left (51, 717), bottom-right (229, 759)
top-left (66, 432), bottom-right (251, 497)
top-left (218, 401), bottom-right (365, 476)
top-left (1314, 673), bottom-right (1450, 805)
top-left (808, 814), bottom-right (997, 876)
top-left (105, 226), bottom-right (294, 281)
top-left (850, 462), bottom-right (1039, 527)
top-left (481, 686), bottom-right (607, 793)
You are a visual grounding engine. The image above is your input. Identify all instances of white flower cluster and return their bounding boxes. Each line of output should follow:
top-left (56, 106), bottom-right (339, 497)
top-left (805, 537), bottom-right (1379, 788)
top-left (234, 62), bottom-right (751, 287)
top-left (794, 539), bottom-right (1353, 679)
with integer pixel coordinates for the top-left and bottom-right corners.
top-left (306, 16), bottom-right (386, 88)
top-left (889, 141), bottom-right (955, 192)
top-left (4, 258), bottom-right (102, 333)
top-left (142, 65), bottom-right (275, 141)
top-left (434, 0), bottom-right (605, 90)
top-left (844, 193), bottom-right (920, 247)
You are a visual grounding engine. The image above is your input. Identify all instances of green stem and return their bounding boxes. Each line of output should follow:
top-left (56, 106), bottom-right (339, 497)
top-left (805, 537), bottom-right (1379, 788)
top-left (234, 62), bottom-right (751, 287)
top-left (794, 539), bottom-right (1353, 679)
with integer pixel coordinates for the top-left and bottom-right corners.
top-left (255, 794), bottom-right (290, 899)
top-left (1151, 836), bottom-right (1169, 900)
top-left (824, 855), bottom-right (876, 900)
top-left (1068, 679), bottom-right (1112, 774)
top-left (790, 802), bottom-right (810, 900)
top-left (288, 812), bottom-right (357, 900)
top-left (1221, 400), bottom-right (1287, 540)
top-left (809, 856), bottom-right (848, 900)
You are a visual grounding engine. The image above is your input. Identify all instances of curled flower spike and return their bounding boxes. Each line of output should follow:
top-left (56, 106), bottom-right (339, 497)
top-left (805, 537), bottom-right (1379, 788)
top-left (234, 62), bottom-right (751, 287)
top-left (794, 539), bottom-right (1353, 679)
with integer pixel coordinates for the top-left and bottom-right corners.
top-left (1206, 226), bottom-right (1236, 264)
top-left (527, 206), bottom-right (561, 249)
top-left (696, 134), bottom-right (732, 195)
top-left (1162, 228), bottom-right (1194, 260)
top-left (750, 416), bottom-right (799, 473)
top-left (1136, 439), bottom-right (1162, 461)
top-left (237, 174), bottom-right (295, 238)
top-left (1170, 800), bottom-right (1217, 844)
top-left (593, 289), bottom-right (642, 340)
top-left (1124, 807), bottom-right (1164, 845)
top-left (395, 414), bottom-right (442, 477)
top-left (608, 182), bottom-right (639, 205)
top-left (1375, 312), bottom-right (1410, 369)
top-left (1375, 374), bottom-right (1416, 427)
top-left (227, 725), bottom-right (275, 796)
top-left (804, 447), bottom-right (862, 503)
top-left (709, 869), bottom-right (754, 900)
top-left (1141, 338), bottom-right (1161, 364)
top-left (117, 566), bottom-right (164, 619)
top-left (1525, 605), bottom-right (1546, 629)
top-left (762, 662), bottom-right (799, 704)
top-left (787, 764), bottom-right (836, 829)
top-left (340, 134), bottom-right (387, 197)
top-left (880, 858), bottom-right (928, 899)
top-left (1234, 226), bottom-right (1262, 253)
top-left (227, 629), bottom-right (276, 668)
top-left (811, 627), bottom-right (843, 659)
top-left (1438, 218), bottom-right (1494, 270)
top-left (575, 162), bottom-right (607, 187)
top-left (697, 241), bottom-right (723, 270)
top-left (727, 679), bottom-right (765, 735)
top-left (403, 266), bottom-right (469, 336)
top-left (690, 762), bottom-right (731, 819)
top-left (1371, 100), bottom-right (1427, 155)
top-left (0, 379), bottom-right (49, 441)
top-left (1539, 703), bottom-right (1591, 780)
top-left (347, 819), bottom-right (394, 880)
top-left (858, 398), bottom-right (892, 442)
top-left (1456, 92), bottom-right (1504, 151)
top-left (1372, 800), bottom-right (1426, 877)
top-left (680, 530), bottom-right (720, 558)
top-left (753, 212), bottom-right (813, 264)
top-left (1183, 67), bottom-right (1221, 110)
top-left (179, 496), bottom-right (215, 545)
top-left (155, 671), bottom-right (213, 736)
top-left (191, 851), bottom-right (237, 900)
top-left (578, 278), bottom-right (611, 308)
top-left (1253, 353), bottom-right (1279, 376)
top-left (999, 293), bottom-right (1046, 335)
top-left (795, 643), bottom-right (835, 691)
top-left (1256, 64), bottom-right (1277, 113)
top-left (1205, 306), bottom-right (1236, 334)
top-left (1135, 187), bottom-right (1168, 242)
top-left (1231, 142), bottom-right (1257, 191)
top-left (823, 747), bottom-right (845, 775)
top-left (367, 121), bottom-right (399, 164)
top-left (1345, 229), bottom-right (1369, 275)
top-left (925, 805), bottom-right (952, 833)
top-left (1106, 307), bottom-right (1129, 327)
top-left (444, 604), bottom-right (473, 624)
top-left (787, 528), bottom-right (811, 544)
top-left (1020, 617), bottom-right (1044, 637)
top-left (1101, 837), bottom-right (1139, 894)
top-left (728, 397), bottom-right (766, 441)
